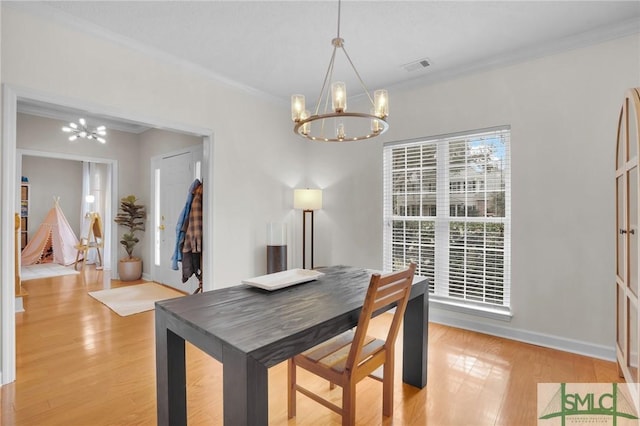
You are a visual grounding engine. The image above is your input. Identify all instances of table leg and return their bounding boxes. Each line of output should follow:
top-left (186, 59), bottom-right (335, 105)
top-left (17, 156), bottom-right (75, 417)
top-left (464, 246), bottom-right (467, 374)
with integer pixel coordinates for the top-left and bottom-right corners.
top-left (402, 292), bottom-right (428, 388)
top-left (223, 345), bottom-right (268, 426)
top-left (156, 313), bottom-right (187, 426)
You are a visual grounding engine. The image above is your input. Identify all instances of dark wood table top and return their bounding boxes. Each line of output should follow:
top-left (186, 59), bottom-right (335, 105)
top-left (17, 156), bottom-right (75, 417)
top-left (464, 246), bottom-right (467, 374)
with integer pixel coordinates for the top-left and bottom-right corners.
top-left (156, 265), bottom-right (428, 367)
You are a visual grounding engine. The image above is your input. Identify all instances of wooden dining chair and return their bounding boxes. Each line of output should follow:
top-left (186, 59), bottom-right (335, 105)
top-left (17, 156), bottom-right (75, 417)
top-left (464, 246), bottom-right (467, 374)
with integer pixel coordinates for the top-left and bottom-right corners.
top-left (287, 262), bottom-right (417, 426)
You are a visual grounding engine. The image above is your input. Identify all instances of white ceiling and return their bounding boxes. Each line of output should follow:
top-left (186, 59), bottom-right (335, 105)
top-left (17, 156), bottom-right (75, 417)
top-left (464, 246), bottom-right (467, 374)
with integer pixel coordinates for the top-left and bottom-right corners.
top-left (11, 1), bottom-right (640, 124)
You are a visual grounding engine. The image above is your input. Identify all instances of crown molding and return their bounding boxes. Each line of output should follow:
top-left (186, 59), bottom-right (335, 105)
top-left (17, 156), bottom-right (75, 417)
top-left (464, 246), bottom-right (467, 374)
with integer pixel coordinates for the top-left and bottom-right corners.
top-left (390, 16), bottom-right (640, 93)
top-left (3, 1), bottom-right (286, 107)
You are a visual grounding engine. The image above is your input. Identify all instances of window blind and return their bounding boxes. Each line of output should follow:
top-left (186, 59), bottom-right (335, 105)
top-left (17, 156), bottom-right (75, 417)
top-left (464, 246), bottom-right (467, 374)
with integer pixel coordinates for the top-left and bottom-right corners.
top-left (383, 126), bottom-right (511, 311)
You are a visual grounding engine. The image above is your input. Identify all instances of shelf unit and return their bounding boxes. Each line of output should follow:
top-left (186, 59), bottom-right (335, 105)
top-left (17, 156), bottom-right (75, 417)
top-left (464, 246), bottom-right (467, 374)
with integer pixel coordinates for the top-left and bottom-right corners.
top-left (20, 183), bottom-right (29, 250)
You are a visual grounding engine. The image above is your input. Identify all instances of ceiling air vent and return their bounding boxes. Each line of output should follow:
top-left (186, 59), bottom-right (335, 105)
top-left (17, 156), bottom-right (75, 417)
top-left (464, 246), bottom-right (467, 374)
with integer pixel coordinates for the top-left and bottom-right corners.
top-left (402, 58), bottom-right (431, 72)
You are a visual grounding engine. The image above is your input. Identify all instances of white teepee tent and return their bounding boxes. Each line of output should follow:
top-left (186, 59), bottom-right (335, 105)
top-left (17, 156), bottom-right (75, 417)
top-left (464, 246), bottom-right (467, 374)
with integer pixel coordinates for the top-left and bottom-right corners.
top-left (21, 198), bottom-right (80, 266)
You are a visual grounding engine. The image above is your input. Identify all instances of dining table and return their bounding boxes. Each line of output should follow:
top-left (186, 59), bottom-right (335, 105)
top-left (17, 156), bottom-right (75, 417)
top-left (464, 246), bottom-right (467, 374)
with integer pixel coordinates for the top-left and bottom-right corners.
top-left (155, 265), bottom-right (429, 425)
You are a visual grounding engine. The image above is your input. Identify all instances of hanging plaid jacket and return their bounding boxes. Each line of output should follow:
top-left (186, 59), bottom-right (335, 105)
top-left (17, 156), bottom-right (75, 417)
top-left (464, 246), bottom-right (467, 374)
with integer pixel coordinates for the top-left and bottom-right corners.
top-left (183, 184), bottom-right (203, 255)
top-left (181, 184), bottom-right (203, 283)
top-left (171, 179), bottom-right (201, 270)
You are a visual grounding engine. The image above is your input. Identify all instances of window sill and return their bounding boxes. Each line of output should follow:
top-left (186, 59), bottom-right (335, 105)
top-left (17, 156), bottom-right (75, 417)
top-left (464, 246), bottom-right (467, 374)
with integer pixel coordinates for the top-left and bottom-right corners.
top-left (429, 296), bottom-right (513, 322)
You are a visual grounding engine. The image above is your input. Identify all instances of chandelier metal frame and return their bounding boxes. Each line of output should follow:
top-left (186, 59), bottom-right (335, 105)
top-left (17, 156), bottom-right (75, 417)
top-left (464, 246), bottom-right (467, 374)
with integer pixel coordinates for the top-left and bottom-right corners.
top-left (292, 0), bottom-right (389, 142)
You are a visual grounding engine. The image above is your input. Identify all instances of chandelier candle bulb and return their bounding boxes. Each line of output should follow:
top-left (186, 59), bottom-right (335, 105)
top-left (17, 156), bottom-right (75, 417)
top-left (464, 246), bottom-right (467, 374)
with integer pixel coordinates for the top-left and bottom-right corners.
top-left (331, 82), bottom-right (346, 112)
top-left (301, 110), bottom-right (311, 135)
top-left (337, 120), bottom-right (345, 140)
top-left (371, 109), bottom-right (382, 133)
top-left (374, 89), bottom-right (389, 118)
top-left (291, 94), bottom-right (305, 121)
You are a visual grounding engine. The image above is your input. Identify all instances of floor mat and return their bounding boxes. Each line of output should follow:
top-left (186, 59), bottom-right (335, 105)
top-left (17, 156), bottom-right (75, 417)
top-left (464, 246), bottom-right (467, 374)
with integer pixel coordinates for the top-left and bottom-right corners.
top-left (88, 282), bottom-right (184, 316)
top-left (21, 263), bottom-right (79, 281)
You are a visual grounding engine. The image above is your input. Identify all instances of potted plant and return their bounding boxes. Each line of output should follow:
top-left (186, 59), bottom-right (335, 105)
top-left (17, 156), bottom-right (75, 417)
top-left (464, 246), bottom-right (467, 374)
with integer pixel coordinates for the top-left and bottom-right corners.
top-left (114, 195), bottom-right (146, 281)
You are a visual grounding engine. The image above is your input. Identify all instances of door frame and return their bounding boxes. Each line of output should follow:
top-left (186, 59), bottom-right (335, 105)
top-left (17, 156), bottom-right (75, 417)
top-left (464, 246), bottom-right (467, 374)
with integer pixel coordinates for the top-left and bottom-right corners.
top-left (150, 145), bottom-right (203, 292)
top-left (1, 84), bottom-right (215, 384)
top-left (16, 149), bottom-right (118, 273)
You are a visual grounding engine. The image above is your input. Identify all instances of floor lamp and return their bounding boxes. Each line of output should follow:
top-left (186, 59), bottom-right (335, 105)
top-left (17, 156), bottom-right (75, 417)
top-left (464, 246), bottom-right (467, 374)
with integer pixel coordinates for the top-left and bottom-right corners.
top-left (294, 189), bottom-right (322, 269)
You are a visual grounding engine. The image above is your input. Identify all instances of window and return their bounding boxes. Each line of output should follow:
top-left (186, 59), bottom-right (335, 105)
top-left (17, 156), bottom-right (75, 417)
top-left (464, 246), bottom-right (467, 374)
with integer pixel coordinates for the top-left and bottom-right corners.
top-left (383, 127), bottom-right (511, 316)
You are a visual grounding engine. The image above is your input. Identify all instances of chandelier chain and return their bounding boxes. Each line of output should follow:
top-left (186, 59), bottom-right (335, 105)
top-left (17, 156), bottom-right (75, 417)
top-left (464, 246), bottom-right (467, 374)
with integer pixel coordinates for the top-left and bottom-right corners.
top-left (336, 0), bottom-right (341, 39)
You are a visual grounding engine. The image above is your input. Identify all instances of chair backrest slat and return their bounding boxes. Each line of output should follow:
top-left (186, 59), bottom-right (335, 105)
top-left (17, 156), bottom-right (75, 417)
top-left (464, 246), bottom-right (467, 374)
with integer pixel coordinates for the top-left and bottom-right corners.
top-left (344, 263), bottom-right (416, 373)
top-left (372, 280), bottom-right (410, 311)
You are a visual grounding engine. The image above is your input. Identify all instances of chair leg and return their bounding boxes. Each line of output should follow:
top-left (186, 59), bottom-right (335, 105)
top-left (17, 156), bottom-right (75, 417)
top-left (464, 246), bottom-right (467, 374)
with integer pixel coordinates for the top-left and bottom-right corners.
top-left (81, 249), bottom-right (87, 272)
top-left (75, 247), bottom-right (88, 272)
top-left (342, 381), bottom-right (356, 426)
top-left (382, 355), bottom-right (394, 417)
top-left (74, 250), bottom-right (81, 271)
top-left (287, 359), bottom-right (296, 419)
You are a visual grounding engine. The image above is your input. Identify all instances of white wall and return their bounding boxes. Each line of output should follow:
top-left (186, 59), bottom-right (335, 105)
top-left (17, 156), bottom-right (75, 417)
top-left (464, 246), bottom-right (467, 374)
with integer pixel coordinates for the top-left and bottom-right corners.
top-left (2, 5), bottom-right (304, 287)
top-left (17, 113), bottom-right (141, 195)
top-left (139, 128), bottom-right (202, 160)
top-left (138, 127), bottom-right (202, 209)
top-left (21, 156), bottom-right (83, 238)
top-left (307, 33), bottom-right (640, 357)
top-left (0, 4), bottom-right (305, 382)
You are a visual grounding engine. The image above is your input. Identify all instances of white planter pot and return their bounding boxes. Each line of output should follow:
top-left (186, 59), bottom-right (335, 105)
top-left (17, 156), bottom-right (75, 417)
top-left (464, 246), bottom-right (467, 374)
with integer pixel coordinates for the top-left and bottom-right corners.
top-left (118, 258), bottom-right (142, 281)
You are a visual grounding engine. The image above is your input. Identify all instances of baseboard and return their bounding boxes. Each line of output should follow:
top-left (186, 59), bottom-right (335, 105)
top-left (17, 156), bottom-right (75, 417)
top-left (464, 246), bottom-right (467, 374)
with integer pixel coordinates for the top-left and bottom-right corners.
top-left (429, 308), bottom-right (616, 362)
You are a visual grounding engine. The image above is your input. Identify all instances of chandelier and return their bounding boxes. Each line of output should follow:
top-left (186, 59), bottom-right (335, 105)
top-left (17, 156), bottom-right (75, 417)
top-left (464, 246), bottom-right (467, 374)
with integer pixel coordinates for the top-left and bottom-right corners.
top-left (62, 118), bottom-right (107, 144)
top-left (291, 0), bottom-right (388, 142)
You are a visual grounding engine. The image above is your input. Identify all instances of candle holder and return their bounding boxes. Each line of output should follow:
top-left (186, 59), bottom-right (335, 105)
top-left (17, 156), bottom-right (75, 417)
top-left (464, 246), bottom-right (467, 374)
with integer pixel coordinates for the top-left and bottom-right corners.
top-left (267, 222), bottom-right (287, 274)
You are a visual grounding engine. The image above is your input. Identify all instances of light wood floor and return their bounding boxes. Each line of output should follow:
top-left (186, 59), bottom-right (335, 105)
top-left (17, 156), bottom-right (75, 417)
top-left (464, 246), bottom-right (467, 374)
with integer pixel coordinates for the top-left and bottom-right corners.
top-left (1, 267), bottom-right (622, 425)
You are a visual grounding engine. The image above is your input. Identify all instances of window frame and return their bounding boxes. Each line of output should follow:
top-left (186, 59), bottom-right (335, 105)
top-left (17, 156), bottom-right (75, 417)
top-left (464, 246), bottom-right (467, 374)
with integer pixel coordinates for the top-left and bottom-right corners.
top-left (383, 126), bottom-right (512, 320)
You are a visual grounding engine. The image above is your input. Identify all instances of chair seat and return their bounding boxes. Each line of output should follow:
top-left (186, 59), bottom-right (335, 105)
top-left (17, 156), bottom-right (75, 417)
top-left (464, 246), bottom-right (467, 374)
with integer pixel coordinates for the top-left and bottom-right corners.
top-left (75, 242), bottom-right (102, 249)
top-left (74, 238), bottom-right (103, 271)
top-left (298, 331), bottom-right (385, 374)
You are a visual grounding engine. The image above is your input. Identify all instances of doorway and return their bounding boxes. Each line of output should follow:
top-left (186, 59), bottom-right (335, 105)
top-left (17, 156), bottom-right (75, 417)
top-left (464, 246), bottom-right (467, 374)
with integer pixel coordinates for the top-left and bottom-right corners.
top-left (1, 85), bottom-right (214, 385)
top-left (17, 150), bottom-right (116, 273)
top-left (151, 146), bottom-right (203, 293)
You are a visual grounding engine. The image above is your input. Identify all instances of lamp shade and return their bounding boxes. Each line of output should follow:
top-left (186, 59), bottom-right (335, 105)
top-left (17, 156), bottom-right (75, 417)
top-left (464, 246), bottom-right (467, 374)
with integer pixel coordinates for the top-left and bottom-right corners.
top-left (294, 189), bottom-right (323, 211)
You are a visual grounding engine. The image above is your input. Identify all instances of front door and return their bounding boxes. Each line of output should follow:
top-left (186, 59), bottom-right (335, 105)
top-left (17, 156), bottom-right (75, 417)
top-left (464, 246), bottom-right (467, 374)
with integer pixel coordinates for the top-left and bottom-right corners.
top-left (152, 145), bottom-right (203, 292)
